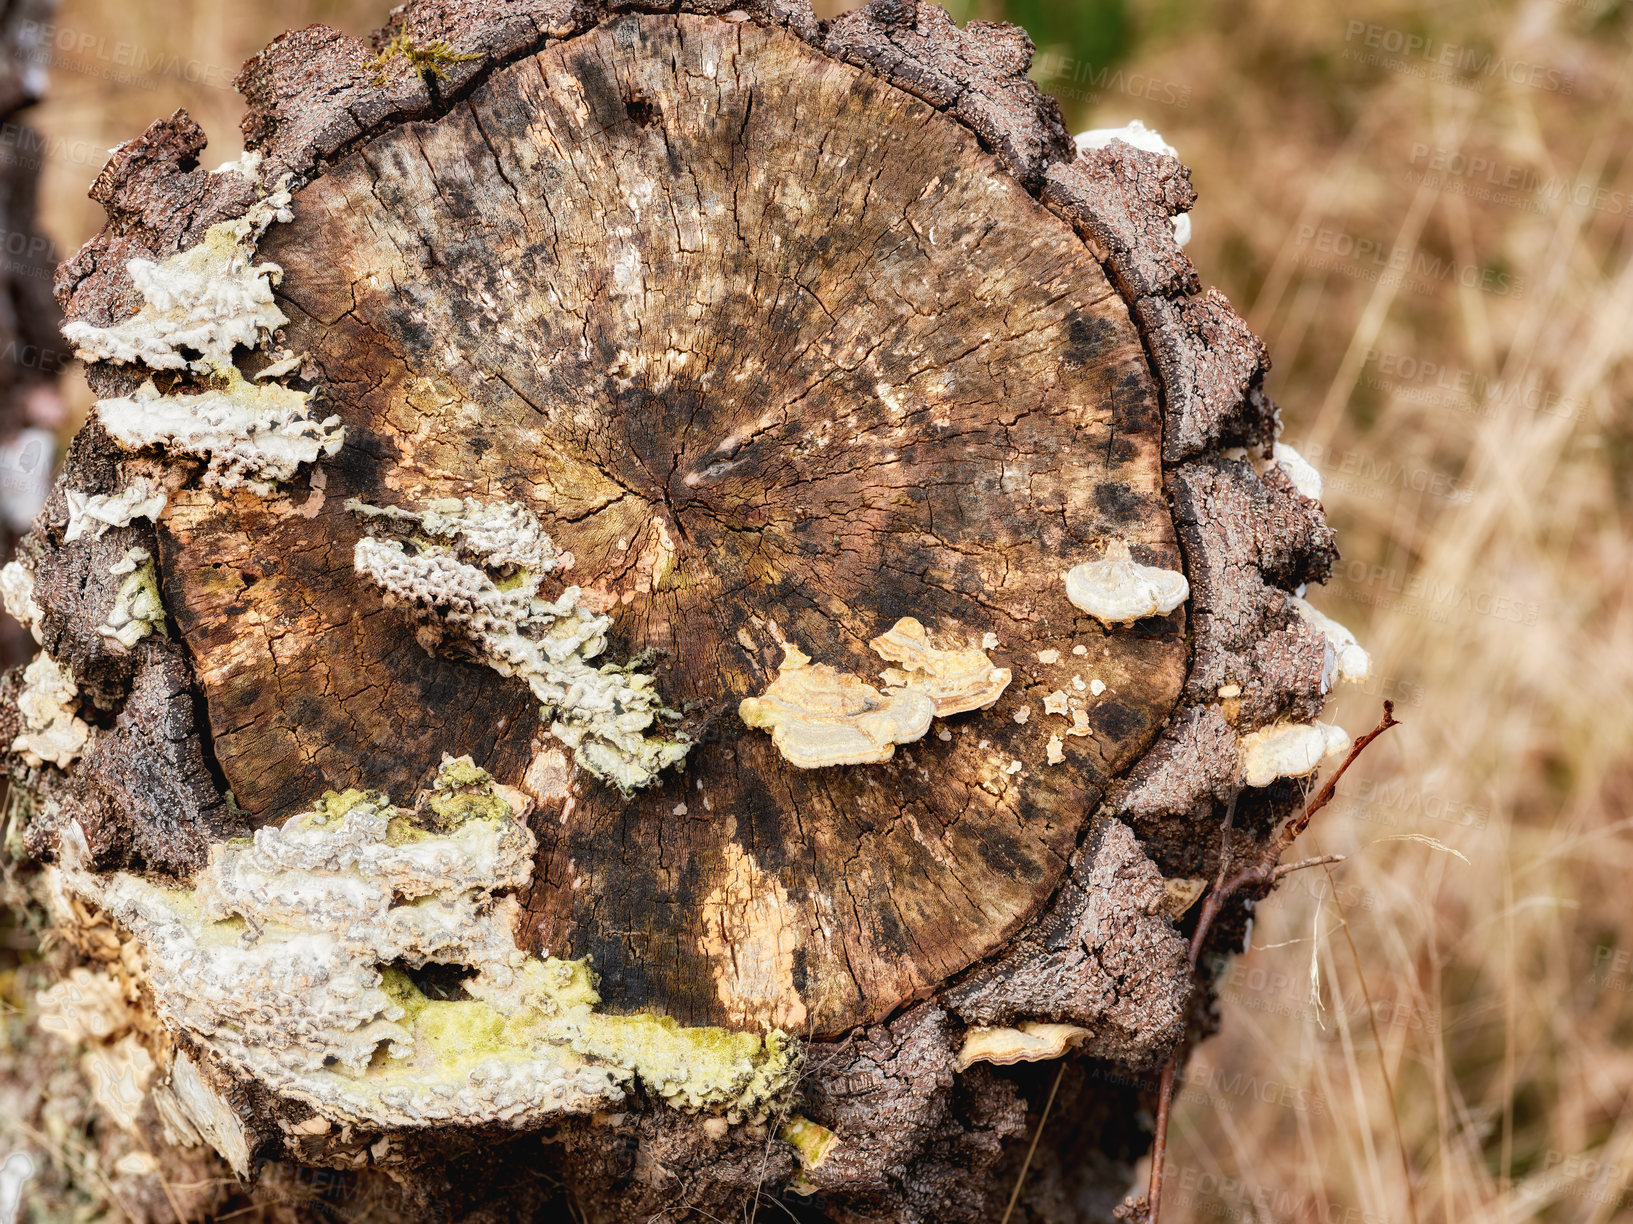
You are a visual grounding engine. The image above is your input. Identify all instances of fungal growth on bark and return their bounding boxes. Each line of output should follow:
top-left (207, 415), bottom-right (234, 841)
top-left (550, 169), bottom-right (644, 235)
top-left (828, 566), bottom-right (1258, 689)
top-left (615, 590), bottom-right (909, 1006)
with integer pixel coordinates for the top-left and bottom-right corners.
top-left (869, 616), bottom-right (1013, 716)
top-left (1, 2), bottom-right (1355, 1221)
top-left (738, 642), bottom-right (938, 768)
top-left (348, 495), bottom-right (691, 791)
top-left (1064, 538), bottom-right (1191, 627)
top-left (46, 757), bottom-right (796, 1146)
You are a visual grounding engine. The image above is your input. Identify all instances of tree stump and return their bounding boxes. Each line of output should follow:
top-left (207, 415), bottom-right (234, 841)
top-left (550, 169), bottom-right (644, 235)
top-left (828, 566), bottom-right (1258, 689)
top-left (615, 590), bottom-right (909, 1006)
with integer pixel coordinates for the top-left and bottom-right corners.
top-left (2, 2), bottom-right (1348, 1221)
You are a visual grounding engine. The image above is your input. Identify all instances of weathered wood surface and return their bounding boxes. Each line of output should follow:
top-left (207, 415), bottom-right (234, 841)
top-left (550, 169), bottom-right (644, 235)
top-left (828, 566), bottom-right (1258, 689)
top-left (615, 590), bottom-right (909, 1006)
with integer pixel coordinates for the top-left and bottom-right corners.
top-left (2, 1), bottom-right (1348, 1221)
top-left (162, 15), bottom-right (1185, 1037)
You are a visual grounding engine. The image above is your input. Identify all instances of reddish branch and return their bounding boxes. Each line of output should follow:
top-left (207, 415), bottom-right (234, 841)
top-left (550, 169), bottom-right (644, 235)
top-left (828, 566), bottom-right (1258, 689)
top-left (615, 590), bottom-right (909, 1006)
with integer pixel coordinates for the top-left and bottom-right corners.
top-left (1126, 702), bottom-right (1400, 1224)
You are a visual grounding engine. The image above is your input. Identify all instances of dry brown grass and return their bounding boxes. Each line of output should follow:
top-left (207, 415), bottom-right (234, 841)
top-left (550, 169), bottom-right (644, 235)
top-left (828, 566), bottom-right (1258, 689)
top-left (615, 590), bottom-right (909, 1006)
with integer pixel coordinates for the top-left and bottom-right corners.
top-left (22, 0), bottom-right (1633, 1220)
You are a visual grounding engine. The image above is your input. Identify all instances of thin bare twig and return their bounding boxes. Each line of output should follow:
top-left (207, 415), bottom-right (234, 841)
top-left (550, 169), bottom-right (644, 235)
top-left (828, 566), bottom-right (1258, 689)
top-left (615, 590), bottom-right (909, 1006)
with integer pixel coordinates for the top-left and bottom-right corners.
top-left (1271, 853), bottom-right (1348, 881)
top-left (1132, 702), bottom-right (1399, 1224)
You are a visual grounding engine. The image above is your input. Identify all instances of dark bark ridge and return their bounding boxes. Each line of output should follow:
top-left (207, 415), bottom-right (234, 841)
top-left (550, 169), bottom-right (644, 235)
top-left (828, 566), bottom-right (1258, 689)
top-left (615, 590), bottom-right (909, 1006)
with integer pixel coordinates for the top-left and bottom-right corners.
top-left (8, 2), bottom-right (1345, 1222)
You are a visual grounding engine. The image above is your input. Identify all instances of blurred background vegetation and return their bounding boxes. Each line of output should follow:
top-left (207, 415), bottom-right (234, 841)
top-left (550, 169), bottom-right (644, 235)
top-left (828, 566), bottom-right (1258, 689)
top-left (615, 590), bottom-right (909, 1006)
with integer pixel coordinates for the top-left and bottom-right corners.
top-left (10, 0), bottom-right (1633, 1220)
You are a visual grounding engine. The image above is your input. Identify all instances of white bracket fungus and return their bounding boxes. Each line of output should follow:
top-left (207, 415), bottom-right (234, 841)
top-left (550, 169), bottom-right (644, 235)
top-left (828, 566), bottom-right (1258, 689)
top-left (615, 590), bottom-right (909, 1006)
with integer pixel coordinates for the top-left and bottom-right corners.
top-left (64, 476), bottom-right (170, 542)
top-left (1269, 442), bottom-right (1323, 502)
top-left (64, 187), bottom-right (294, 374)
top-left (63, 183), bottom-right (346, 494)
top-left (97, 376), bottom-right (344, 496)
top-left (50, 758), bottom-right (798, 1135)
top-left (1160, 876), bottom-right (1209, 920)
top-left (1290, 595), bottom-right (1370, 689)
top-left (1063, 539), bottom-right (1189, 626)
top-left (0, 560), bottom-right (41, 642)
top-left (349, 497), bottom-right (691, 793)
top-left (97, 547), bottom-right (167, 649)
top-left (954, 1021), bottom-right (1092, 1071)
top-left (741, 618), bottom-right (1013, 769)
top-left (869, 616), bottom-right (1012, 716)
top-left (12, 653), bottom-right (91, 768)
top-left (738, 644), bottom-right (934, 768)
top-left (212, 149), bottom-right (264, 182)
top-left (1238, 721), bottom-right (1351, 787)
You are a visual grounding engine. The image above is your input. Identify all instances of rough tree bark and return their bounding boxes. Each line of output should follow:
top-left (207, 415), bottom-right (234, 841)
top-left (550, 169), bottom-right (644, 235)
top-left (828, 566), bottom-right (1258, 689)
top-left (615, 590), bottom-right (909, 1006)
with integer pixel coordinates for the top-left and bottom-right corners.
top-left (0, 2), bottom-right (1351, 1222)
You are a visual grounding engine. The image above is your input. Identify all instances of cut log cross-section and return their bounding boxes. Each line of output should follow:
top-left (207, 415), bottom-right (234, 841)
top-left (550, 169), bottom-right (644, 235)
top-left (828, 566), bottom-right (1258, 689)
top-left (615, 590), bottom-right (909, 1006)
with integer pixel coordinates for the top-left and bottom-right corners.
top-left (165, 15), bottom-right (1185, 1037)
top-left (4, 1), bottom-right (1355, 1221)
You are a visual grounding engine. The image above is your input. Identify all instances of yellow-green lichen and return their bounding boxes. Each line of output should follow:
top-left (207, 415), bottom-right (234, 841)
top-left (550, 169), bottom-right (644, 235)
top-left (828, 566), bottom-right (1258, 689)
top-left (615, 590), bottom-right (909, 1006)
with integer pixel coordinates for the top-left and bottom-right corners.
top-left (309, 787), bottom-right (379, 824)
top-left (565, 1012), bottom-right (800, 1118)
top-left (780, 1114), bottom-right (839, 1170)
top-left (424, 755), bottom-right (512, 828)
top-left (98, 547), bottom-right (167, 650)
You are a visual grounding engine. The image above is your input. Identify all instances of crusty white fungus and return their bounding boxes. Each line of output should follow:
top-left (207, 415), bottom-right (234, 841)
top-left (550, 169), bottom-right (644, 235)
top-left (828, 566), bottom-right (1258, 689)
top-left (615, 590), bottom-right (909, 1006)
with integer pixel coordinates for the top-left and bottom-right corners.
top-left (12, 653), bottom-right (91, 768)
top-left (1271, 442), bottom-right (1323, 502)
top-left (739, 644), bottom-right (934, 769)
top-left (64, 183), bottom-right (346, 495)
top-left (1063, 540), bottom-right (1189, 626)
top-left (51, 759), bottom-right (798, 1134)
top-left (1046, 734), bottom-right (1065, 765)
top-left (64, 476), bottom-right (169, 542)
top-left (0, 560), bottom-right (41, 642)
top-left (1075, 122), bottom-right (1191, 245)
top-left (1042, 689), bottom-right (1069, 716)
top-left (1239, 721), bottom-right (1351, 787)
top-left (97, 547), bottom-right (166, 650)
top-left (868, 616), bottom-right (1011, 716)
top-left (954, 1021), bottom-right (1091, 1071)
top-left (63, 187), bottom-right (294, 375)
top-left (213, 149), bottom-right (264, 182)
top-left (97, 376), bottom-right (343, 496)
top-left (1089, 677), bottom-right (1107, 696)
top-left (1290, 595), bottom-right (1371, 689)
top-left (349, 497), bottom-right (690, 793)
